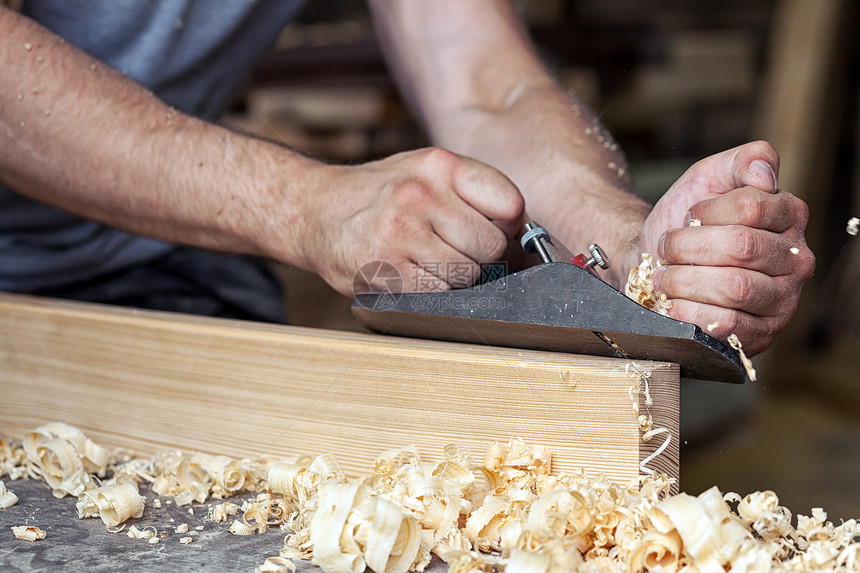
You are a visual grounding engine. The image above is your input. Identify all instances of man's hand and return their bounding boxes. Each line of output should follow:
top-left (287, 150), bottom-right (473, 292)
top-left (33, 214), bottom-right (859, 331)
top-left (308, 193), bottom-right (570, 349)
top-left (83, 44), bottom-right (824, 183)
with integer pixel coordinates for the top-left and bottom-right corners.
top-left (293, 147), bottom-right (525, 296)
top-left (638, 141), bottom-right (815, 356)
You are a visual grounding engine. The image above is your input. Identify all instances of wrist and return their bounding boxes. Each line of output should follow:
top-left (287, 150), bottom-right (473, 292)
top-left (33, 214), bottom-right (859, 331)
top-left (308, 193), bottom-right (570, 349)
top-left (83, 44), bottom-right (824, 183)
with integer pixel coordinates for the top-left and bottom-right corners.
top-left (237, 142), bottom-right (324, 272)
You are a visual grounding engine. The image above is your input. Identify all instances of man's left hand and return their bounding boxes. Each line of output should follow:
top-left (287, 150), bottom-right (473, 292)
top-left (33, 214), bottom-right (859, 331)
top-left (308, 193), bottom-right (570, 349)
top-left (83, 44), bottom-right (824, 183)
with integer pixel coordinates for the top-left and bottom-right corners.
top-left (638, 141), bottom-right (815, 356)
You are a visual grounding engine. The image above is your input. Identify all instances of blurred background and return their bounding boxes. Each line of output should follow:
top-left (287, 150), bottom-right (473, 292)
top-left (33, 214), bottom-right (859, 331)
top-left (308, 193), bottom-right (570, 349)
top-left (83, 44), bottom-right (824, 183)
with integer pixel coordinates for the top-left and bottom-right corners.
top-left (222, 0), bottom-right (860, 519)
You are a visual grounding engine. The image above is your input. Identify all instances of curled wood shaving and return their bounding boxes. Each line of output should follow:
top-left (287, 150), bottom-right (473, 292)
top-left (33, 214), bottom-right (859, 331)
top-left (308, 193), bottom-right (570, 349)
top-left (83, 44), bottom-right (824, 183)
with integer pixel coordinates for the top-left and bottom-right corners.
top-left (229, 519), bottom-right (256, 536)
top-left (127, 525), bottom-right (158, 540)
top-left (209, 501), bottom-right (240, 522)
top-left (76, 483), bottom-right (145, 526)
top-left (23, 423), bottom-right (107, 497)
top-left (149, 451), bottom-right (269, 506)
top-left (727, 333), bottom-right (757, 381)
top-left (256, 556), bottom-right (296, 573)
top-left (309, 482), bottom-right (421, 573)
top-left (847, 217), bottom-right (859, 236)
top-left (0, 438), bottom-right (28, 481)
top-left (0, 479), bottom-right (19, 509)
top-left (625, 363), bottom-right (672, 477)
top-left (12, 525), bottom-right (46, 541)
top-left (624, 254), bottom-right (671, 316)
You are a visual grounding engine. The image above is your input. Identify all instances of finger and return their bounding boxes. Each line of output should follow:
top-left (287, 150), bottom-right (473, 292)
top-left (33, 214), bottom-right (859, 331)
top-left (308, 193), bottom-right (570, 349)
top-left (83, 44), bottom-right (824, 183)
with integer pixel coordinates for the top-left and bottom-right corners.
top-left (656, 264), bottom-right (797, 318)
top-left (412, 148), bottom-right (525, 230)
top-left (430, 210), bottom-right (511, 265)
top-left (406, 233), bottom-right (483, 290)
top-left (685, 140), bottom-right (780, 195)
top-left (689, 187), bottom-right (805, 232)
top-left (666, 298), bottom-right (775, 356)
top-left (396, 262), bottom-right (453, 293)
top-left (450, 154), bottom-right (525, 231)
top-left (659, 225), bottom-right (800, 276)
top-left (385, 174), bottom-right (511, 265)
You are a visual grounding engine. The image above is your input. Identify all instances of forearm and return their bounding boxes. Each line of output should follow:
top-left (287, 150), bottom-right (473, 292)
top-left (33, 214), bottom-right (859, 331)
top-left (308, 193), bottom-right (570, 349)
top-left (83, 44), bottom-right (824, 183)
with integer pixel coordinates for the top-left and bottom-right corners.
top-left (369, 0), bottom-right (649, 286)
top-left (0, 8), bottom-right (314, 268)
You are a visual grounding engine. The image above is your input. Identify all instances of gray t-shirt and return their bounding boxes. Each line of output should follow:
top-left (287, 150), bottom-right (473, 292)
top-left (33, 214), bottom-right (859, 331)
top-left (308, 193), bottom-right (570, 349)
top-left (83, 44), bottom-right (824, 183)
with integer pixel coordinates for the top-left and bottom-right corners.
top-left (0, 0), bottom-right (305, 290)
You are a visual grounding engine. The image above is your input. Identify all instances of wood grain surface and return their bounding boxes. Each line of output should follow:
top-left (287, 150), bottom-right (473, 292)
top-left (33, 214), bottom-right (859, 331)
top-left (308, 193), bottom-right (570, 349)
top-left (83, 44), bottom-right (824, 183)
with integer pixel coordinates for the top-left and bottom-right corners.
top-left (0, 293), bottom-right (679, 485)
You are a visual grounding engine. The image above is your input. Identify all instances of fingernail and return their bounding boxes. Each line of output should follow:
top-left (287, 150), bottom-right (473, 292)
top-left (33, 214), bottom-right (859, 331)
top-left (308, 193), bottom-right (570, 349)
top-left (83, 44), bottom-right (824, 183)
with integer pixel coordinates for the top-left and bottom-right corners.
top-left (657, 232), bottom-right (667, 260)
top-left (749, 159), bottom-right (777, 190)
top-left (653, 266), bottom-right (665, 290)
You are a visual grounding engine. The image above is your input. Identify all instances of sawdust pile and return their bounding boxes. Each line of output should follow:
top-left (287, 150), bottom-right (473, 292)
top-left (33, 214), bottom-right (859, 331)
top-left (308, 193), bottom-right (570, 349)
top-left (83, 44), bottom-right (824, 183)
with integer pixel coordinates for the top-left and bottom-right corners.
top-left (3, 424), bottom-right (858, 571)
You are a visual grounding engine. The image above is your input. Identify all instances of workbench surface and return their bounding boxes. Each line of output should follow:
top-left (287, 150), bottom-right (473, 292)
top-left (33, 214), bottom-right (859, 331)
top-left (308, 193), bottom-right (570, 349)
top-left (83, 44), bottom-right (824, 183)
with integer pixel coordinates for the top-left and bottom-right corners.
top-left (0, 479), bottom-right (446, 572)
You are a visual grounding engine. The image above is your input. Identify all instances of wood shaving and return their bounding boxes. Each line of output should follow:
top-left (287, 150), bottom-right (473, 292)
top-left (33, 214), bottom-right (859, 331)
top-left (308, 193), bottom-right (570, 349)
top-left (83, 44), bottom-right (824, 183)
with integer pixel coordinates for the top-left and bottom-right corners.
top-left (148, 536), bottom-right (160, 545)
top-left (12, 525), bottom-right (46, 541)
top-left (728, 333), bottom-right (757, 381)
top-left (688, 218), bottom-right (702, 227)
top-left (847, 217), bottom-right (859, 236)
top-left (210, 501), bottom-right (240, 522)
top-left (76, 483), bottom-right (145, 526)
top-left (625, 363), bottom-right (672, 476)
top-left (153, 498), bottom-right (162, 509)
top-left (256, 556), bottom-right (296, 573)
top-left (180, 536), bottom-right (193, 544)
top-left (23, 422), bottom-right (108, 497)
top-left (0, 438), bottom-right (28, 480)
top-left (229, 519), bottom-right (256, 536)
top-left (5, 424), bottom-right (859, 572)
top-left (0, 479), bottom-right (18, 508)
top-left (127, 525), bottom-right (157, 540)
top-left (706, 321), bottom-right (720, 332)
top-left (790, 247), bottom-right (800, 255)
top-left (146, 451), bottom-right (268, 506)
top-left (175, 523), bottom-right (189, 534)
top-left (624, 253), bottom-right (671, 316)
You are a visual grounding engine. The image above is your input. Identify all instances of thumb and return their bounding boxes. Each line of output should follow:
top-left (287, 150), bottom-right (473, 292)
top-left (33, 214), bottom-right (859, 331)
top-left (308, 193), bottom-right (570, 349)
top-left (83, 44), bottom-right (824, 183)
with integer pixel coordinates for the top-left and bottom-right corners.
top-left (687, 140), bottom-right (780, 195)
top-left (734, 140), bottom-right (780, 193)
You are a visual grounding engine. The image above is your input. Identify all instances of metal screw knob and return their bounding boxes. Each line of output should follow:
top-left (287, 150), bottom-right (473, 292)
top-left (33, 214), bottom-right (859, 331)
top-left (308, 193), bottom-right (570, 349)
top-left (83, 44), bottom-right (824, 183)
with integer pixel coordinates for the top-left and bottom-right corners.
top-left (520, 222), bottom-right (553, 264)
top-left (585, 243), bottom-right (610, 269)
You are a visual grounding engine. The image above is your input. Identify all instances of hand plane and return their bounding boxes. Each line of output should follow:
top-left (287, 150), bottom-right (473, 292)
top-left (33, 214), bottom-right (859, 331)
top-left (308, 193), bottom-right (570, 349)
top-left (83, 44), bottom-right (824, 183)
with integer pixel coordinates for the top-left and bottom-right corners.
top-left (351, 222), bottom-right (746, 383)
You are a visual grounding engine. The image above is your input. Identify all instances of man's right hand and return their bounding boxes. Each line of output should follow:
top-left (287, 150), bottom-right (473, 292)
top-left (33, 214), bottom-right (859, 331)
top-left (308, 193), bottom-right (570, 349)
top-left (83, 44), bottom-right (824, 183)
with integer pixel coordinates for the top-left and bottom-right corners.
top-left (286, 147), bottom-right (525, 296)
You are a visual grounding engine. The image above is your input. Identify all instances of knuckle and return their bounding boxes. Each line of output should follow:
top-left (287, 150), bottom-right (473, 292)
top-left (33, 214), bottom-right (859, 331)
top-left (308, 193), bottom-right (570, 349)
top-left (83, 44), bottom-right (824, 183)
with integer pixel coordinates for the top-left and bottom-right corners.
top-left (716, 309), bottom-right (740, 338)
top-left (419, 147), bottom-right (460, 173)
top-left (500, 190), bottom-right (525, 221)
top-left (481, 227), bottom-right (508, 261)
top-left (391, 178), bottom-right (435, 208)
top-left (724, 269), bottom-right (753, 305)
top-left (728, 226), bottom-right (758, 263)
top-left (735, 192), bottom-right (765, 225)
top-left (796, 248), bottom-right (816, 282)
top-left (792, 195), bottom-right (811, 226)
top-left (802, 251), bottom-right (816, 279)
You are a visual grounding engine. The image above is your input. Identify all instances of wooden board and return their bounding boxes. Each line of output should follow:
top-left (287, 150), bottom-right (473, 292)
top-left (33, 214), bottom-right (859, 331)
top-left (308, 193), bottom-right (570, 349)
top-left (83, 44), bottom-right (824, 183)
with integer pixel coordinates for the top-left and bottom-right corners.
top-left (0, 293), bottom-right (679, 486)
